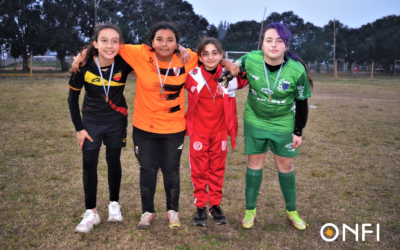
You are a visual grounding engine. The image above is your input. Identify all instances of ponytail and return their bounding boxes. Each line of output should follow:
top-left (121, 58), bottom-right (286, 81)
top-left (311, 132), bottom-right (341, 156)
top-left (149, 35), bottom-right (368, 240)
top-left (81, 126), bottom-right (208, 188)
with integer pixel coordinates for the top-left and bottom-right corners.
top-left (286, 51), bottom-right (313, 89)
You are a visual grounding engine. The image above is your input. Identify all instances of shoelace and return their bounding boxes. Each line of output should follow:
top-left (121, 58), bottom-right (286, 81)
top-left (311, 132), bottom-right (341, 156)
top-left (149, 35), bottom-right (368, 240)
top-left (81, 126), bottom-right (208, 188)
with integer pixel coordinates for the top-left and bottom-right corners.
top-left (197, 208), bottom-right (206, 218)
top-left (80, 212), bottom-right (94, 224)
top-left (141, 212), bottom-right (152, 222)
top-left (110, 203), bottom-right (121, 212)
top-left (169, 212), bottom-right (178, 221)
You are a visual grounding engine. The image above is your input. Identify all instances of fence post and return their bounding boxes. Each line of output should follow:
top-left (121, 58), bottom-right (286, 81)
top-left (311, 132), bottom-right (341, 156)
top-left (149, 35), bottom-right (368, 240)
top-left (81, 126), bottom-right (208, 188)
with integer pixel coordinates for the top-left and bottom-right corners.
top-left (30, 51), bottom-right (33, 78)
top-left (371, 60), bottom-right (374, 79)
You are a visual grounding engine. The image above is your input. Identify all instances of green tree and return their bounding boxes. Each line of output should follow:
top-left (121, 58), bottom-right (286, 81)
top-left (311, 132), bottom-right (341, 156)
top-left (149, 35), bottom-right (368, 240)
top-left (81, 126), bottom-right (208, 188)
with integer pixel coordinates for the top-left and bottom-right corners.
top-left (108, 0), bottom-right (209, 48)
top-left (370, 15), bottom-right (400, 72)
top-left (222, 20), bottom-right (260, 51)
top-left (2, 0), bottom-right (47, 71)
top-left (43, 0), bottom-right (86, 71)
top-left (207, 24), bottom-right (219, 39)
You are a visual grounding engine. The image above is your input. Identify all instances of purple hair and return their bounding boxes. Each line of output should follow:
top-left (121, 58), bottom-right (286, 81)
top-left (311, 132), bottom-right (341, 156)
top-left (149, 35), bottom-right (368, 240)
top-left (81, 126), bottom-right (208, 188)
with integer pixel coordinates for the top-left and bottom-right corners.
top-left (261, 22), bottom-right (313, 88)
top-left (262, 22), bottom-right (292, 46)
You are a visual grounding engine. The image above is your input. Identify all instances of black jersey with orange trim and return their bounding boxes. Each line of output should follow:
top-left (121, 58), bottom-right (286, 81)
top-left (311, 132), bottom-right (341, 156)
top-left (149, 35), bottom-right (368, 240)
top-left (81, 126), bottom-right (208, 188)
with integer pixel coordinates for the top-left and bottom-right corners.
top-left (68, 55), bottom-right (133, 131)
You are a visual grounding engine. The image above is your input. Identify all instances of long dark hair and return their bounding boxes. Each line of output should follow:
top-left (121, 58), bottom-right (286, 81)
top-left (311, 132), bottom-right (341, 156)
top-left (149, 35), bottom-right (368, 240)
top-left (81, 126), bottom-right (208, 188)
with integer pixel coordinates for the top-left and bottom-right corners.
top-left (195, 37), bottom-right (223, 66)
top-left (79, 22), bottom-right (124, 67)
top-left (261, 22), bottom-right (313, 88)
top-left (147, 21), bottom-right (181, 54)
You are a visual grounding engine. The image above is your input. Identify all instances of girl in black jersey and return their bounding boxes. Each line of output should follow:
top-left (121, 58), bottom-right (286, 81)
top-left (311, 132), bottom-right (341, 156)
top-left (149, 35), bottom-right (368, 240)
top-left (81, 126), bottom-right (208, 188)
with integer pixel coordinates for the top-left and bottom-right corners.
top-left (68, 22), bottom-right (133, 234)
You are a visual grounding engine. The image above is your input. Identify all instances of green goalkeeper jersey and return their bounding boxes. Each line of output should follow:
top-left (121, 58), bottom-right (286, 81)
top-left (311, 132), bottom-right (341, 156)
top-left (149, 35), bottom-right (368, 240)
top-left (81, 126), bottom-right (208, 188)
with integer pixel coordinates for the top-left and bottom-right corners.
top-left (237, 50), bottom-right (312, 133)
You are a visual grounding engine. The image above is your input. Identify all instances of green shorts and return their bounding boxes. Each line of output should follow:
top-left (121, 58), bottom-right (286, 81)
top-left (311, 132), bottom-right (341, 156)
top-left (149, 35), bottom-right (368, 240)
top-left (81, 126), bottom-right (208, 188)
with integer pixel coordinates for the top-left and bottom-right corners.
top-left (244, 122), bottom-right (298, 157)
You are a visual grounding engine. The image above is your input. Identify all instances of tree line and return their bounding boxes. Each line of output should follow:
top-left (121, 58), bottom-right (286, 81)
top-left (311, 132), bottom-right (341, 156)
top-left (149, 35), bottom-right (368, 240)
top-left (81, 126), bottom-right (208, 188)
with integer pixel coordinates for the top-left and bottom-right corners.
top-left (1, 0), bottom-right (399, 72)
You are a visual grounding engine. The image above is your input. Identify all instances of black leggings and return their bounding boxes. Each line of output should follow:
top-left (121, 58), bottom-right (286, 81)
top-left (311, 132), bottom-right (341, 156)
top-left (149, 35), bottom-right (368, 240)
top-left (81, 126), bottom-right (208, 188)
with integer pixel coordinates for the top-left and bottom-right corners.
top-left (132, 127), bottom-right (185, 213)
top-left (82, 147), bottom-right (122, 209)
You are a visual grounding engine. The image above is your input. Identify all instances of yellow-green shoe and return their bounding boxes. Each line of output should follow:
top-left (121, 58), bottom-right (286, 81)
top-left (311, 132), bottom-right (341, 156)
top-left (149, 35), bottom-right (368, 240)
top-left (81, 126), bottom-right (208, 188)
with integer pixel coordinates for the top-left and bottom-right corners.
top-left (287, 210), bottom-right (307, 230)
top-left (242, 209), bottom-right (256, 229)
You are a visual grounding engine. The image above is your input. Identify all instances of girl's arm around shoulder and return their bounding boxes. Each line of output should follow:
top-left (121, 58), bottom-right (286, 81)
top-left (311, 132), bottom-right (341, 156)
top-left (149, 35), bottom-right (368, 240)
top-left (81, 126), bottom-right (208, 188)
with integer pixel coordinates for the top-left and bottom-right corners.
top-left (236, 69), bottom-right (248, 89)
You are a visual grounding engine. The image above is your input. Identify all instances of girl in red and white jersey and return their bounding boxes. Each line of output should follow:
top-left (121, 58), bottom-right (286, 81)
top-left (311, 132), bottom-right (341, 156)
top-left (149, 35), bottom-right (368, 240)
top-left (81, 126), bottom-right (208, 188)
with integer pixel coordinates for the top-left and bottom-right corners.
top-left (185, 37), bottom-right (248, 226)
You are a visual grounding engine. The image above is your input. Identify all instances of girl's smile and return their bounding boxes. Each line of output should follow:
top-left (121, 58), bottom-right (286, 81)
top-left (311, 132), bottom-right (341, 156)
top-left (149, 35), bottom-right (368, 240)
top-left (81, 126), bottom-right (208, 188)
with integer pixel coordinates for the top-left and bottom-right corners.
top-left (151, 29), bottom-right (177, 62)
top-left (199, 44), bottom-right (223, 71)
top-left (93, 28), bottom-right (121, 67)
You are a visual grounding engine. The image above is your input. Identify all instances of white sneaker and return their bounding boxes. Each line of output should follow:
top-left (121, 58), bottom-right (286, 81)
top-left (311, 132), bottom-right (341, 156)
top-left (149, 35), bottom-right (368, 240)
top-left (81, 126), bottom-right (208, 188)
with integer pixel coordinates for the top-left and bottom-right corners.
top-left (137, 212), bottom-right (155, 230)
top-left (75, 210), bottom-right (101, 233)
top-left (167, 210), bottom-right (181, 229)
top-left (108, 201), bottom-right (123, 222)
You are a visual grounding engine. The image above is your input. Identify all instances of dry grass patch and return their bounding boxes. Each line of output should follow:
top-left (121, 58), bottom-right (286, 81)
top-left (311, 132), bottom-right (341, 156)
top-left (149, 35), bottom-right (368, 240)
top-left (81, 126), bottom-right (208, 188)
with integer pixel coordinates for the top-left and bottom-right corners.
top-left (0, 73), bottom-right (399, 249)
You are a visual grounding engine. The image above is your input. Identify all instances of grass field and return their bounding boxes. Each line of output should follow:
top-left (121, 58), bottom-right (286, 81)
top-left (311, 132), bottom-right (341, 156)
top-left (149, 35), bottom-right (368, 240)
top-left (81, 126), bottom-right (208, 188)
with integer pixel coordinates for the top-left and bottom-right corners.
top-left (0, 73), bottom-right (399, 249)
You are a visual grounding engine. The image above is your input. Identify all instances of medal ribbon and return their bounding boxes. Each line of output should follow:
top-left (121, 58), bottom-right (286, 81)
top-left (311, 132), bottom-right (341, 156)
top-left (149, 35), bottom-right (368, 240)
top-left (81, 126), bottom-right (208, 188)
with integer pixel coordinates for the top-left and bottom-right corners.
top-left (263, 59), bottom-right (284, 97)
top-left (201, 71), bottom-right (220, 101)
top-left (95, 57), bottom-right (114, 101)
top-left (155, 55), bottom-right (173, 90)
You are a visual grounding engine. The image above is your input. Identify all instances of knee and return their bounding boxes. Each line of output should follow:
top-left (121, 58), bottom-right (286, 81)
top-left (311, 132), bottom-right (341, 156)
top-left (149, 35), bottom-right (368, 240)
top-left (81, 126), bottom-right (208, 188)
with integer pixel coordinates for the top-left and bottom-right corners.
top-left (276, 160), bottom-right (293, 173)
top-left (248, 160), bottom-right (263, 170)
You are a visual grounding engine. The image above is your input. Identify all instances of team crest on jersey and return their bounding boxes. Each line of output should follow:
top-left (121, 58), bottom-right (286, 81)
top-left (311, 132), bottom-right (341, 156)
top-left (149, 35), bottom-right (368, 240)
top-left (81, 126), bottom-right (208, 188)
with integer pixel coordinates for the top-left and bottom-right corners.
top-left (216, 85), bottom-right (223, 95)
top-left (148, 57), bottom-right (154, 65)
top-left (191, 86), bottom-right (196, 93)
top-left (222, 141), bottom-right (227, 151)
top-left (173, 67), bottom-right (181, 76)
top-left (277, 80), bottom-right (290, 91)
top-left (192, 68), bottom-right (198, 75)
top-left (193, 141), bottom-right (202, 151)
top-left (113, 70), bottom-right (122, 81)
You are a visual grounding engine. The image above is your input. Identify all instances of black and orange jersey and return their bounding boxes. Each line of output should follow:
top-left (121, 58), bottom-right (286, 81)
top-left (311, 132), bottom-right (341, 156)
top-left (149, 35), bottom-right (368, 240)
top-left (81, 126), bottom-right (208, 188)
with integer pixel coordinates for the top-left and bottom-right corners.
top-left (68, 55), bottom-right (133, 131)
top-left (119, 44), bottom-right (198, 134)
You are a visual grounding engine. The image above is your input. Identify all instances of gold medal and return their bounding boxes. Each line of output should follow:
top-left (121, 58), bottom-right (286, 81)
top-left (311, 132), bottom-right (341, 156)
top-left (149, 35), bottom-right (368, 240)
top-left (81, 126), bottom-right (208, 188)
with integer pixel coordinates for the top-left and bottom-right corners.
top-left (106, 96), bottom-right (109, 102)
top-left (160, 87), bottom-right (164, 94)
top-left (269, 94), bottom-right (272, 102)
top-left (213, 98), bottom-right (215, 105)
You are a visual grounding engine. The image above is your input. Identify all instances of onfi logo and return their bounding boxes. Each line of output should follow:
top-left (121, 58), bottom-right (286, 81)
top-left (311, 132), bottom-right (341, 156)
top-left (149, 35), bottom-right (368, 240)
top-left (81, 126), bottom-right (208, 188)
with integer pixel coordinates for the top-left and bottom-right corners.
top-left (320, 223), bottom-right (380, 242)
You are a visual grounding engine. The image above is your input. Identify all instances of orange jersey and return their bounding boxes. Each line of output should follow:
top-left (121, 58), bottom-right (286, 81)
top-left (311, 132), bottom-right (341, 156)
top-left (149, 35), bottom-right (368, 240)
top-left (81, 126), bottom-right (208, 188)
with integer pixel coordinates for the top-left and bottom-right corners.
top-left (119, 44), bottom-right (198, 134)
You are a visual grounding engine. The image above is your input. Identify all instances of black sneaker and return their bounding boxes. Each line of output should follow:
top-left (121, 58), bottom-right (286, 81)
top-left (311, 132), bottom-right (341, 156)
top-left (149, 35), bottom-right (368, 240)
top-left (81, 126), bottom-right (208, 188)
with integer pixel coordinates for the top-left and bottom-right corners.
top-left (193, 207), bottom-right (207, 226)
top-left (209, 205), bottom-right (227, 225)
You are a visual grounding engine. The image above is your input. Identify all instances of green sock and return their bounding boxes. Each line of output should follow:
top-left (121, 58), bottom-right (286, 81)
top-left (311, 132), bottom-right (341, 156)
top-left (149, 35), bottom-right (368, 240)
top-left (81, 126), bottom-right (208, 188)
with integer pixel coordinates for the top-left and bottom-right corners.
top-left (278, 170), bottom-right (297, 211)
top-left (245, 167), bottom-right (263, 210)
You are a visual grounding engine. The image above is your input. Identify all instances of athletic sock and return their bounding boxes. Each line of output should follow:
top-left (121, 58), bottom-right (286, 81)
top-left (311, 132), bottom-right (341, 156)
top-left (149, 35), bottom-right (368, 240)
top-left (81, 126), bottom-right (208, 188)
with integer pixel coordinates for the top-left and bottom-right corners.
top-left (245, 167), bottom-right (263, 210)
top-left (278, 170), bottom-right (297, 211)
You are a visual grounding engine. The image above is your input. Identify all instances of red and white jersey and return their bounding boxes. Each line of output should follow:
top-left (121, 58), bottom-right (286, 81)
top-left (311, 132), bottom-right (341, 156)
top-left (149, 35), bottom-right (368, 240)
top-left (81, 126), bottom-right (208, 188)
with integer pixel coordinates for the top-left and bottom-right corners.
top-left (185, 64), bottom-right (248, 150)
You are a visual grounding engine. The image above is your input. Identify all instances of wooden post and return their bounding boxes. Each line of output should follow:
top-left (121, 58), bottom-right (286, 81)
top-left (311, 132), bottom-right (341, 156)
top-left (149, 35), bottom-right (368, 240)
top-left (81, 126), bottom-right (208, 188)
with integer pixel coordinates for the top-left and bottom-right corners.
top-left (335, 60), bottom-right (338, 79)
top-left (371, 60), bottom-right (374, 79)
top-left (333, 19), bottom-right (336, 79)
top-left (94, 0), bottom-right (97, 26)
top-left (30, 51), bottom-right (33, 78)
top-left (257, 7), bottom-right (267, 50)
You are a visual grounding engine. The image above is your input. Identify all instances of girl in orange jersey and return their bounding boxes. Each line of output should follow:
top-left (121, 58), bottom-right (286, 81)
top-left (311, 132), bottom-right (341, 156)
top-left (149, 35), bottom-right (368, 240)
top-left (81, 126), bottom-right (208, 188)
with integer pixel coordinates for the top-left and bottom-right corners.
top-left (71, 21), bottom-right (239, 230)
top-left (185, 37), bottom-right (248, 226)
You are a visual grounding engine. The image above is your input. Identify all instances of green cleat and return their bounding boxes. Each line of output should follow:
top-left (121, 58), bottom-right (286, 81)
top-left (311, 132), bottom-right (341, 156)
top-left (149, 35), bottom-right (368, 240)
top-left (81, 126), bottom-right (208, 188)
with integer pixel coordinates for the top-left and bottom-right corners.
top-left (287, 210), bottom-right (307, 230)
top-left (242, 209), bottom-right (256, 229)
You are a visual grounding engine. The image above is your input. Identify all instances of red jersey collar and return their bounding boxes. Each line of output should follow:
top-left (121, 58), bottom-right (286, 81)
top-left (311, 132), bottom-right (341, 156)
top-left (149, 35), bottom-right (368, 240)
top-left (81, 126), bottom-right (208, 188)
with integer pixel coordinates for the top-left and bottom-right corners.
top-left (200, 64), bottom-right (222, 82)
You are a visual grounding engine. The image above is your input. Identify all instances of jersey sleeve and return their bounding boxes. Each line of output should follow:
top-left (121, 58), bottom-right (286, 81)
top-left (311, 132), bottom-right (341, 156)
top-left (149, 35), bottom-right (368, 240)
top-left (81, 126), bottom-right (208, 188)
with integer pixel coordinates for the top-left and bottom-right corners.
top-left (186, 49), bottom-right (199, 71)
top-left (236, 53), bottom-right (249, 69)
top-left (68, 72), bottom-right (84, 131)
top-left (119, 44), bottom-right (147, 70)
top-left (295, 71), bottom-right (312, 100)
top-left (68, 70), bottom-right (84, 91)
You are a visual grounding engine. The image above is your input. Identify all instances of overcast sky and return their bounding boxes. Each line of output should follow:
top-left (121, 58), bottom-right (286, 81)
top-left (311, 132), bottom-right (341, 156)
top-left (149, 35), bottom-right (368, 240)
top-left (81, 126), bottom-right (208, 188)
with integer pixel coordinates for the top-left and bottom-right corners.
top-left (186, 0), bottom-right (400, 28)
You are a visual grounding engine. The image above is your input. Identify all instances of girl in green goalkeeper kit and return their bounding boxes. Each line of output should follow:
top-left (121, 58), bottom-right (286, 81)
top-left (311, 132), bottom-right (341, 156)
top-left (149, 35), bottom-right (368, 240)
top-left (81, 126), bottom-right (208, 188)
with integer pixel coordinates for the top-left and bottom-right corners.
top-left (237, 22), bottom-right (313, 230)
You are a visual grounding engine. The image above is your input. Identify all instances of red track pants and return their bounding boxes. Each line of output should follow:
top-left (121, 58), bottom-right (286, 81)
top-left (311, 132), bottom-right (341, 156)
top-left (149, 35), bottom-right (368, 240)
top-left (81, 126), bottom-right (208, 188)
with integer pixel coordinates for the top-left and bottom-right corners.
top-left (189, 130), bottom-right (228, 207)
